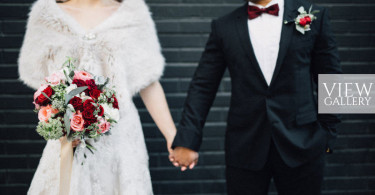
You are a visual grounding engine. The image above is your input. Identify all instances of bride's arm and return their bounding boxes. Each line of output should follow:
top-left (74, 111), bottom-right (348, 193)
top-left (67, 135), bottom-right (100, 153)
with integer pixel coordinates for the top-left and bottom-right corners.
top-left (140, 81), bottom-right (177, 156)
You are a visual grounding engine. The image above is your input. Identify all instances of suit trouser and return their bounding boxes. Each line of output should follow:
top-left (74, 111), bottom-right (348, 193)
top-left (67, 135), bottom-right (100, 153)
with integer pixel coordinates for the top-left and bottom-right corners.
top-left (226, 140), bottom-right (325, 195)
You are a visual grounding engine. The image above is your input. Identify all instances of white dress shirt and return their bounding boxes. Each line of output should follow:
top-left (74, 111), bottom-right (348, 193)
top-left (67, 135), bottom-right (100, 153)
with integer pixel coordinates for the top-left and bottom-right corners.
top-left (248, 0), bottom-right (284, 85)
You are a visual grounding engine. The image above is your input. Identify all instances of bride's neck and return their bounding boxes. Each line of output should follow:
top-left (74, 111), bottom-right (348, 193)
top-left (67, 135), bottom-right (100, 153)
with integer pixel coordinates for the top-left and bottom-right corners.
top-left (65, 0), bottom-right (105, 8)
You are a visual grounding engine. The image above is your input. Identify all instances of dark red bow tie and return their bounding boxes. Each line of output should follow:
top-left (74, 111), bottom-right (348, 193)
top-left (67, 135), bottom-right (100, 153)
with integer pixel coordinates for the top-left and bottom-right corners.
top-left (248, 4), bottom-right (280, 19)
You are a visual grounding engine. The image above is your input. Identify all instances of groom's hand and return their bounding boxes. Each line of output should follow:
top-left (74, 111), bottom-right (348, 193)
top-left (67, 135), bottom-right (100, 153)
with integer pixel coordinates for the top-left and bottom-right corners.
top-left (172, 147), bottom-right (199, 171)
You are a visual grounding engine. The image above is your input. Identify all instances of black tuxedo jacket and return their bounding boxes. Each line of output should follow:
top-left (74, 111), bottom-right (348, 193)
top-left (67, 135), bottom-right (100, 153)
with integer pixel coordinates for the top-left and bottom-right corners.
top-left (172, 0), bottom-right (342, 170)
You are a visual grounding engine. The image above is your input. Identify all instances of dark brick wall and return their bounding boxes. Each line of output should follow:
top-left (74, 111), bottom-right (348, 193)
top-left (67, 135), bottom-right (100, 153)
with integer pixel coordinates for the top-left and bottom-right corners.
top-left (0, 0), bottom-right (375, 194)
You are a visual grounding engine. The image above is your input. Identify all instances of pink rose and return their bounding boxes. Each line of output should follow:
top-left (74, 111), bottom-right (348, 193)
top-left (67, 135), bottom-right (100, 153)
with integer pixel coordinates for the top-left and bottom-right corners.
top-left (97, 118), bottom-right (110, 134)
top-left (45, 72), bottom-right (65, 85)
top-left (33, 102), bottom-right (41, 110)
top-left (73, 71), bottom-right (92, 81)
top-left (38, 105), bottom-right (59, 122)
top-left (70, 111), bottom-right (85, 132)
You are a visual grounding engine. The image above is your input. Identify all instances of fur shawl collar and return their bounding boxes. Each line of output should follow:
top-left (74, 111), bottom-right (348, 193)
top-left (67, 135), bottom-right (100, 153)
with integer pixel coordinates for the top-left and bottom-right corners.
top-left (33, 0), bottom-right (150, 35)
top-left (18, 0), bottom-right (165, 103)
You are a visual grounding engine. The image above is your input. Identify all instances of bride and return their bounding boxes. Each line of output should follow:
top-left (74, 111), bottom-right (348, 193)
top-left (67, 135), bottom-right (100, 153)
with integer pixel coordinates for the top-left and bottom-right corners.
top-left (18, 0), bottom-right (177, 194)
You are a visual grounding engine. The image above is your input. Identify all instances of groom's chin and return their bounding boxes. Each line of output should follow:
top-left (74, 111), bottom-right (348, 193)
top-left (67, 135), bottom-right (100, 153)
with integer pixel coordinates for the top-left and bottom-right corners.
top-left (247, 0), bottom-right (261, 3)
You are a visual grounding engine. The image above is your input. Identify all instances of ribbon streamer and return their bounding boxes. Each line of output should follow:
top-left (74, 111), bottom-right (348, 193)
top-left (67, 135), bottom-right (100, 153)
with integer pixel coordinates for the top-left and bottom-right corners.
top-left (59, 136), bottom-right (73, 195)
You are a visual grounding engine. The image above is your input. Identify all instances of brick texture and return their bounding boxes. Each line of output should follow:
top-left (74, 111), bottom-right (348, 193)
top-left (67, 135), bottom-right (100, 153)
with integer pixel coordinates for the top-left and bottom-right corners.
top-left (0, 0), bottom-right (375, 194)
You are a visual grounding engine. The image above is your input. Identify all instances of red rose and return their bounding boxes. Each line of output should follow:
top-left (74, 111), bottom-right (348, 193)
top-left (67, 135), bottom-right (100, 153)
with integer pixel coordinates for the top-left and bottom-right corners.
top-left (83, 99), bottom-right (94, 106)
top-left (82, 99), bottom-right (97, 127)
top-left (82, 111), bottom-right (96, 121)
top-left (69, 96), bottom-right (83, 112)
top-left (35, 95), bottom-right (49, 106)
top-left (85, 79), bottom-right (97, 91)
top-left (35, 86), bottom-right (54, 106)
top-left (98, 105), bottom-right (104, 117)
top-left (82, 110), bottom-right (97, 128)
top-left (89, 88), bottom-right (101, 100)
top-left (299, 18), bottom-right (307, 26)
top-left (72, 79), bottom-right (86, 87)
top-left (304, 16), bottom-right (312, 24)
top-left (107, 95), bottom-right (119, 109)
top-left (83, 99), bottom-right (96, 112)
top-left (113, 97), bottom-right (119, 109)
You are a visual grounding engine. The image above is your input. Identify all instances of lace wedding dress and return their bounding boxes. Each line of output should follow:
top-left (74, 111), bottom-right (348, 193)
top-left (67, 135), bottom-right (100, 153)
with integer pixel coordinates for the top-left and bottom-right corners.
top-left (18, 0), bottom-right (165, 194)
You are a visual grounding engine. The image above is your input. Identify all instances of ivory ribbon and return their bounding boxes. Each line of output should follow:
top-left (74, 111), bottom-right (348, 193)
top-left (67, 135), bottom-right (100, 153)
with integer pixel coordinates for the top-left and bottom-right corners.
top-left (59, 136), bottom-right (73, 195)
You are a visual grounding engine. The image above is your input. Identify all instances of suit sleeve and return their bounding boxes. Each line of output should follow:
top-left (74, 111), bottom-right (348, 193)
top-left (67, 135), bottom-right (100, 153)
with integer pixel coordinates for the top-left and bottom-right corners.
top-left (172, 20), bottom-right (227, 152)
top-left (311, 8), bottom-right (342, 148)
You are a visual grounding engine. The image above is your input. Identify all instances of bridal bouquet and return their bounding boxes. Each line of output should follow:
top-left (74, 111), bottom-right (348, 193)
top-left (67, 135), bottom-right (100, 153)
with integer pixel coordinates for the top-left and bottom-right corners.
top-left (33, 58), bottom-right (120, 151)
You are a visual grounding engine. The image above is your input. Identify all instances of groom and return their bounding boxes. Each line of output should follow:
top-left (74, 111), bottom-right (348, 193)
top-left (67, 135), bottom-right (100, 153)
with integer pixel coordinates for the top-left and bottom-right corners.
top-left (171, 0), bottom-right (342, 194)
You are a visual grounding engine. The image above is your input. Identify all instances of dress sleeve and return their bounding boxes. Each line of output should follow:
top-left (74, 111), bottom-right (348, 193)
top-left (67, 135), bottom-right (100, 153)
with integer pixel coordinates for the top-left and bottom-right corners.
top-left (125, 1), bottom-right (165, 96)
top-left (18, 2), bottom-right (49, 90)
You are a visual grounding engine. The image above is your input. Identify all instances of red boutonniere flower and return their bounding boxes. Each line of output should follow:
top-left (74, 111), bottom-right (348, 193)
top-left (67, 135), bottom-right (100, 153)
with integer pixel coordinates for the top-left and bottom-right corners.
top-left (285, 5), bottom-right (319, 34)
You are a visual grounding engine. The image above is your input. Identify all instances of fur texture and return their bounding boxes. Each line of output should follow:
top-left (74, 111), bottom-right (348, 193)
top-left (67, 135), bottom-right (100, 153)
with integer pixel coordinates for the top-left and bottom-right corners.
top-left (18, 0), bottom-right (165, 99)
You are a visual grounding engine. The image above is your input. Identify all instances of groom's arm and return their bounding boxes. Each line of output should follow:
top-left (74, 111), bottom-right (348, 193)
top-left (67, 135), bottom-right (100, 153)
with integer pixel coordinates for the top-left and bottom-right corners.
top-left (172, 20), bottom-right (227, 152)
top-left (311, 8), bottom-right (342, 140)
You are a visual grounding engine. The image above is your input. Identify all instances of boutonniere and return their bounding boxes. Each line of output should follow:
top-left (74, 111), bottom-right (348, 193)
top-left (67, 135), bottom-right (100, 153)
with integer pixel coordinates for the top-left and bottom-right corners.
top-left (284, 5), bottom-right (320, 34)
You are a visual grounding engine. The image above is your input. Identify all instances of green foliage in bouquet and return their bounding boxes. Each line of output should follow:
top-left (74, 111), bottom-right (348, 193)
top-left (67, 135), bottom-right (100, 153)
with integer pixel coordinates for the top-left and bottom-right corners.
top-left (37, 117), bottom-right (64, 140)
top-left (51, 84), bottom-right (67, 112)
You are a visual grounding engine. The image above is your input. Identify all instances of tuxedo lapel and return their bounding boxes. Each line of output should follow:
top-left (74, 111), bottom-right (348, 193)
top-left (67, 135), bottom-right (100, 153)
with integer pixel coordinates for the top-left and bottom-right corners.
top-left (269, 0), bottom-right (298, 87)
top-left (235, 3), bottom-right (268, 88)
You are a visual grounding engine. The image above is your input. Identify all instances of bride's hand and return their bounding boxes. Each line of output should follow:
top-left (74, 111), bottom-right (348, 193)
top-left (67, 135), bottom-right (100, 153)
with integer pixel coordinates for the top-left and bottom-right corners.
top-left (59, 137), bottom-right (80, 148)
top-left (72, 139), bottom-right (81, 148)
top-left (167, 141), bottom-right (175, 163)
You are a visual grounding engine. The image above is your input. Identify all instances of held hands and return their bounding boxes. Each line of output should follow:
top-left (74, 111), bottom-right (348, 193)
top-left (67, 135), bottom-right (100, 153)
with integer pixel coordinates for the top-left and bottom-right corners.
top-left (169, 146), bottom-right (199, 171)
top-left (164, 130), bottom-right (198, 171)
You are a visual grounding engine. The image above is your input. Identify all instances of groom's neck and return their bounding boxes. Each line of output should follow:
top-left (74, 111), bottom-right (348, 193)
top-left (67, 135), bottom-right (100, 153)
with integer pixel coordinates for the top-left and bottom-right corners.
top-left (248, 0), bottom-right (273, 7)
